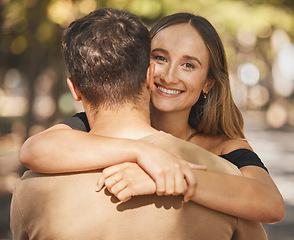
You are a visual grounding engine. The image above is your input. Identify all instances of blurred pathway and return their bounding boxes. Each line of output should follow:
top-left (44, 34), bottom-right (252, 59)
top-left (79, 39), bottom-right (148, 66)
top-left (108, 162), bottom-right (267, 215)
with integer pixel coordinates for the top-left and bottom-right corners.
top-left (244, 111), bottom-right (294, 240)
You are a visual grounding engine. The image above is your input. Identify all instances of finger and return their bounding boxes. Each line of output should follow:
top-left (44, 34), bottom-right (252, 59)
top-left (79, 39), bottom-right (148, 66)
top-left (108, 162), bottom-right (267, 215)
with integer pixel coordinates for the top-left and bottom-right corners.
top-left (154, 171), bottom-right (165, 196)
top-left (117, 188), bottom-right (132, 202)
top-left (110, 179), bottom-right (127, 196)
top-left (188, 163), bottom-right (207, 171)
top-left (96, 174), bottom-right (105, 192)
top-left (164, 168), bottom-right (175, 195)
top-left (174, 170), bottom-right (187, 195)
top-left (183, 169), bottom-right (197, 202)
top-left (105, 174), bottom-right (121, 189)
top-left (102, 165), bottom-right (123, 178)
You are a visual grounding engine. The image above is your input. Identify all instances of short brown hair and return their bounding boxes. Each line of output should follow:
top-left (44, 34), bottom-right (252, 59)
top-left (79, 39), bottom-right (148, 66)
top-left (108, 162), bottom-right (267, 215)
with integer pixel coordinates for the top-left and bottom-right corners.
top-left (62, 8), bottom-right (151, 109)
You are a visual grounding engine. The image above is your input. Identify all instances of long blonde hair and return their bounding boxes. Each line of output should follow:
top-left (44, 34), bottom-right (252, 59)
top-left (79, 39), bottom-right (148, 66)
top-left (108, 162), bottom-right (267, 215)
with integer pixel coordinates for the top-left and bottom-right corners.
top-left (150, 13), bottom-right (245, 139)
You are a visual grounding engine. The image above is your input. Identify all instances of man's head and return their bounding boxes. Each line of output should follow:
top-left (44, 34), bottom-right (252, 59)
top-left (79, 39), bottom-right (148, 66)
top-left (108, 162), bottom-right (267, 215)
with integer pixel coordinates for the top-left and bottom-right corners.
top-left (62, 8), bottom-right (151, 110)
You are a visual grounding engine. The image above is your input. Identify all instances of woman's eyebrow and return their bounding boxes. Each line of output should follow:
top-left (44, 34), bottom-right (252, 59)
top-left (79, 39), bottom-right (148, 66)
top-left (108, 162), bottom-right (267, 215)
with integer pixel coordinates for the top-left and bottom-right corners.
top-left (183, 55), bottom-right (202, 66)
top-left (151, 48), bottom-right (168, 54)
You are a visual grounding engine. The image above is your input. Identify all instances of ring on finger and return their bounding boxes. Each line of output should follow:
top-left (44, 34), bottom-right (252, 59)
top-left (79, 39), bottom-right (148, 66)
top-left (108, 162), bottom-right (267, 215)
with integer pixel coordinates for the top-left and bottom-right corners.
top-left (113, 175), bottom-right (119, 183)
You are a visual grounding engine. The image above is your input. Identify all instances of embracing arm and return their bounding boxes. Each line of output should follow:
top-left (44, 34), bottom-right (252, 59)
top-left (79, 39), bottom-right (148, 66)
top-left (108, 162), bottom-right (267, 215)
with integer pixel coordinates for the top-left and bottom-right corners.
top-left (100, 162), bottom-right (284, 223)
top-left (20, 124), bottom-right (145, 173)
top-left (20, 124), bottom-right (200, 195)
top-left (187, 138), bottom-right (284, 223)
top-left (98, 139), bottom-right (284, 223)
top-left (189, 166), bottom-right (284, 223)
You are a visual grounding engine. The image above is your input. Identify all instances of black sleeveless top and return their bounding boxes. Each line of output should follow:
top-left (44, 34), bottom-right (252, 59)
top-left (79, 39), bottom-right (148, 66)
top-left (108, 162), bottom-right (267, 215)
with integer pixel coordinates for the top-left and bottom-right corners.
top-left (61, 112), bottom-right (268, 172)
top-left (220, 149), bottom-right (267, 172)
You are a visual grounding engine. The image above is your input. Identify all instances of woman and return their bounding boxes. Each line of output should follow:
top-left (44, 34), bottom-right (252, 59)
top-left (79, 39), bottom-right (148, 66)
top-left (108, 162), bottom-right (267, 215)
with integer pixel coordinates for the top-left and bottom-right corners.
top-left (20, 13), bottom-right (284, 223)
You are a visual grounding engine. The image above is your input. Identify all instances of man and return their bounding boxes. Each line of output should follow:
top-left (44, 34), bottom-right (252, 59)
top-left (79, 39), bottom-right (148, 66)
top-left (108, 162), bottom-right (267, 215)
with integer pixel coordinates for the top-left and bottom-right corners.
top-left (10, 8), bottom-right (267, 239)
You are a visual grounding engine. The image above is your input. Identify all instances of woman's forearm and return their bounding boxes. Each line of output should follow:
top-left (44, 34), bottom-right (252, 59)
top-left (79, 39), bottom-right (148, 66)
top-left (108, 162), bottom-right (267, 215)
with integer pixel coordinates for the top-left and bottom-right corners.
top-left (189, 168), bottom-right (284, 223)
top-left (20, 124), bottom-right (198, 197)
top-left (19, 125), bottom-right (141, 173)
top-left (98, 161), bottom-right (284, 223)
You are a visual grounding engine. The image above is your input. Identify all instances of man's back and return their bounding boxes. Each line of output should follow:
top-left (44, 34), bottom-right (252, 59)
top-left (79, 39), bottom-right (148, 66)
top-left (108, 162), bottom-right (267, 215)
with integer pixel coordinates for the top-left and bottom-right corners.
top-left (11, 132), bottom-right (267, 240)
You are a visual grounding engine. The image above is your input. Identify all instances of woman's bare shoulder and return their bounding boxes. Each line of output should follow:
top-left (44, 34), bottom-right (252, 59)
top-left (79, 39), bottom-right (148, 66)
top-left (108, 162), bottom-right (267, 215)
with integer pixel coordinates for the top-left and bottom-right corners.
top-left (220, 137), bottom-right (253, 155)
top-left (189, 133), bottom-right (253, 155)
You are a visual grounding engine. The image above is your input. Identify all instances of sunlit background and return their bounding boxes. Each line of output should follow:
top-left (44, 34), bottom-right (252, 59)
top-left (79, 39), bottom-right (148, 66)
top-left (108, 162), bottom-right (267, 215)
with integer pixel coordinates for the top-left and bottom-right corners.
top-left (0, 0), bottom-right (294, 239)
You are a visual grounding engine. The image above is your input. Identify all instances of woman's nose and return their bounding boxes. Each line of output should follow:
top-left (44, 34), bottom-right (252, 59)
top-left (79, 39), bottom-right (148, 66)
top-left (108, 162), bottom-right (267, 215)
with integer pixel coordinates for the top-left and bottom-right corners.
top-left (160, 65), bottom-right (179, 84)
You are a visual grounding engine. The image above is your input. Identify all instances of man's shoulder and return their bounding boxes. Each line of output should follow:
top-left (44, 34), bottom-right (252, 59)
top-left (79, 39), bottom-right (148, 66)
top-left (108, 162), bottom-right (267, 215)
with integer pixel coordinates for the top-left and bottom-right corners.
top-left (15, 170), bottom-right (100, 194)
top-left (140, 131), bottom-right (209, 156)
top-left (140, 131), bottom-right (241, 175)
top-left (140, 131), bottom-right (195, 148)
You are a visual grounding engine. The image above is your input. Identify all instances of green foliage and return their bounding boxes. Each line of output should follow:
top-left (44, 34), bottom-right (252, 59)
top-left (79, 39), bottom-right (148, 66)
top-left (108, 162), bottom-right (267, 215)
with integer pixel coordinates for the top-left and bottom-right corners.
top-left (0, 0), bottom-right (293, 135)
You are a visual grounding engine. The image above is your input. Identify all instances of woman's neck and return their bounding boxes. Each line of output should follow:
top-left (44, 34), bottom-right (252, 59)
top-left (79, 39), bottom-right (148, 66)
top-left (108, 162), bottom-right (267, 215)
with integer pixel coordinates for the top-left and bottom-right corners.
top-left (150, 105), bottom-right (193, 140)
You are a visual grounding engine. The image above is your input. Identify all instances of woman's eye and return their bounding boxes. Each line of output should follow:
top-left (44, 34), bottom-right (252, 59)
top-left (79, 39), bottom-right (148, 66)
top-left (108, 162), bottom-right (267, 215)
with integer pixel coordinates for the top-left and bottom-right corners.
top-left (183, 63), bottom-right (195, 69)
top-left (154, 56), bottom-right (167, 62)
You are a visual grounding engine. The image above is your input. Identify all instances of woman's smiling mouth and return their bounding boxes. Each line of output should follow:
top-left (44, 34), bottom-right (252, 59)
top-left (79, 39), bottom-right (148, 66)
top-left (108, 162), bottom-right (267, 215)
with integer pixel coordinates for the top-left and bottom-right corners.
top-left (155, 84), bottom-right (183, 96)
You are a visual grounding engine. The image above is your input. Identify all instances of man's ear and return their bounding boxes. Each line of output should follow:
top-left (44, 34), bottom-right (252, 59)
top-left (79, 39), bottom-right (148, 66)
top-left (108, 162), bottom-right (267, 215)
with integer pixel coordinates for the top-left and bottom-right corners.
top-left (146, 63), bottom-right (155, 90)
top-left (203, 78), bottom-right (216, 94)
top-left (67, 77), bottom-right (82, 101)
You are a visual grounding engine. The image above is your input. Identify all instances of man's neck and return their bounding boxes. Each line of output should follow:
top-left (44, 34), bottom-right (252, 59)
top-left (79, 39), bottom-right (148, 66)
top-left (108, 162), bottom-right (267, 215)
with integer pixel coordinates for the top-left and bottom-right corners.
top-left (87, 105), bottom-right (157, 140)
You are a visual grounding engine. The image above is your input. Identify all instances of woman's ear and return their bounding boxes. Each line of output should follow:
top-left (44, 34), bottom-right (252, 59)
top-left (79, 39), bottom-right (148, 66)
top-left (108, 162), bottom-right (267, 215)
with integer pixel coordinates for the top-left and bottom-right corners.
top-left (67, 77), bottom-right (82, 101)
top-left (203, 78), bottom-right (216, 94)
top-left (146, 63), bottom-right (155, 90)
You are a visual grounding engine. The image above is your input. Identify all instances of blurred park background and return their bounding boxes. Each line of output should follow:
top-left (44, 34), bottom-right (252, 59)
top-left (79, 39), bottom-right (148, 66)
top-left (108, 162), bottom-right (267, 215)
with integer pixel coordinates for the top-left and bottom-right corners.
top-left (0, 0), bottom-right (294, 239)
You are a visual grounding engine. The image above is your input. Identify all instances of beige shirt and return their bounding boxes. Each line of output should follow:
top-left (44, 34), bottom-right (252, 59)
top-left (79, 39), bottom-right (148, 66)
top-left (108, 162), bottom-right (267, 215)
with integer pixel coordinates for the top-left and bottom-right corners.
top-left (11, 132), bottom-right (267, 240)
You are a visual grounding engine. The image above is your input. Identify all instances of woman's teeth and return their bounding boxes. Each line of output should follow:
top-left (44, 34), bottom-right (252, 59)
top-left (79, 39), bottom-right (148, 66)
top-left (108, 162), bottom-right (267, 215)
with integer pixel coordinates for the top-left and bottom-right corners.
top-left (157, 85), bottom-right (182, 95)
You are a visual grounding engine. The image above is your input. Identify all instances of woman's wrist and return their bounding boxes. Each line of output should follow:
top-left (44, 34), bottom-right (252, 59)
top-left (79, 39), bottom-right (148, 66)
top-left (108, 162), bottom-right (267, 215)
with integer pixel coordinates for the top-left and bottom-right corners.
top-left (130, 139), bottom-right (153, 164)
top-left (117, 138), bottom-right (149, 165)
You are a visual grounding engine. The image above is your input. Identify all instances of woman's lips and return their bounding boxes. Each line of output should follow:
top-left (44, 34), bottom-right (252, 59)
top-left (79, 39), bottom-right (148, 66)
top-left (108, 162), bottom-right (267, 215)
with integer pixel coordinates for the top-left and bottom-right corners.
top-left (155, 84), bottom-right (183, 96)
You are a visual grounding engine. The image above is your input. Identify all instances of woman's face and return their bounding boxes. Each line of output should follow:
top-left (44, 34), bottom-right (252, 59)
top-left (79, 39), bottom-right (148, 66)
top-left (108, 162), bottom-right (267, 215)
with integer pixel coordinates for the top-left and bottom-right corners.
top-left (150, 23), bottom-right (212, 114)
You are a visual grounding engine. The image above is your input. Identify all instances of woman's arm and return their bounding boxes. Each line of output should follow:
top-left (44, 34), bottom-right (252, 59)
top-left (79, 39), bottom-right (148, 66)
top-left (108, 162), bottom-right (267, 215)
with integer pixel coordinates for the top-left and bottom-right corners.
top-left (20, 124), bottom-right (144, 173)
top-left (187, 138), bottom-right (284, 223)
top-left (188, 166), bottom-right (284, 223)
top-left (20, 124), bottom-right (200, 195)
top-left (21, 125), bottom-right (284, 223)
top-left (99, 159), bottom-right (284, 223)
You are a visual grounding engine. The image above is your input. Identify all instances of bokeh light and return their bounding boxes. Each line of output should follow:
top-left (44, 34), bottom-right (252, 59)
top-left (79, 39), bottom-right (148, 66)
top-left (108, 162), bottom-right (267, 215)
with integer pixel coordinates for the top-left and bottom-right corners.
top-left (0, 95), bottom-right (28, 117)
top-left (77, 0), bottom-right (97, 14)
top-left (277, 43), bottom-right (294, 80)
top-left (28, 125), bottom-right (46, 137)
top-left (32, 95), bottom-right (56, 119)
top-left (128, 0), bottom-right (162, 19)
top-left (271, 30), bottom-right (294, 98)
top-left (237, 27), bottom-right (257, 50)
top-left (3, 69), bottom-right (21, 89)
top-left (247, 84), bottom-right (270, 109)
top-left (271, 29), bottom-right (290, 54)
top-left (238, 63), bottom-right (260, 86)
top-left (11, 35), bottom-right (27, 54)
top-left (272, 62), bottom-right (294, 97)
top-left (266, 101), bottom-right (288, 128)
top-left (34, 70), bottom-right (56, 95)
top-left (35, 22), bottom-right (55, 44)
top-left (47, 0), bottom-right (77, 28)
top-left (58, 92), bottom-right (76, 114)
top-left (253, 20), bottom-right (272, 39)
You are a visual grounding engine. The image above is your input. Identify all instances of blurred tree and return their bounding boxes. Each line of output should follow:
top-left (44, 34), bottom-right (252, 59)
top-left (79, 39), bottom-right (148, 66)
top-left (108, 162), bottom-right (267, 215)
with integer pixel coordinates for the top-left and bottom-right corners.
top-left (0, 0), bottom-right (293, 139)
top-left (1, 0), bottom-right (64, 137)
top-left (241, 0), bottom-right (294, 10)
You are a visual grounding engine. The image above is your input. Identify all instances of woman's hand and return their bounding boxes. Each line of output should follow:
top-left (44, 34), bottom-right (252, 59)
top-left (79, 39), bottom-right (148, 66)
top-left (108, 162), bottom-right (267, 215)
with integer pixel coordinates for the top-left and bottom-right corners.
top-left (96, 161), bottom-right (207, 202)
top-left (97, 162), bottom-right (156, 202)
top-left (134, 141), bottom-right (206, 199)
